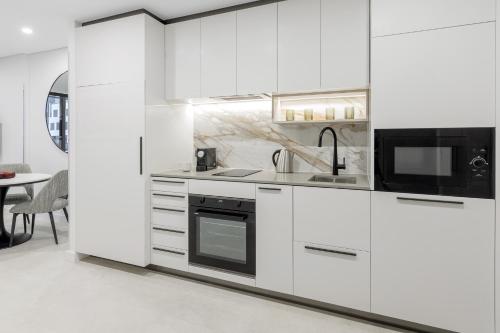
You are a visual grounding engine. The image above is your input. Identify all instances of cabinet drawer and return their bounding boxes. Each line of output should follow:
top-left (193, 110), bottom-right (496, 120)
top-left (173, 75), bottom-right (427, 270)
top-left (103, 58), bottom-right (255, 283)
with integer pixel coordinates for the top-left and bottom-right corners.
top-left (294, 186), bottom-right (370, 251)
top-left (151, 207), bottom-right (188, 229)
top-left (294, 242), bottom-right (370, 312)
top-left (151, 226), bottom-right (187, 250)
top-left (189, 179), bottom-right (255, 199)
top-left (151, 192), bottom-right (188, 208)
top-left (151, 246), bottom-right (188, 271)
top-left (151, 177), bottom-right (188, 193)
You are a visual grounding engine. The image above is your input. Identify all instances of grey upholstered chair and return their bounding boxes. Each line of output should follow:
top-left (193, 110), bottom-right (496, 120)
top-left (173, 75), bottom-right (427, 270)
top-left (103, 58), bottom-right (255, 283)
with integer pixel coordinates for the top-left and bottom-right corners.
top-left (0, 163), bottom-right (34, 232)
top-left (9, 170), bottom-right (68, 246)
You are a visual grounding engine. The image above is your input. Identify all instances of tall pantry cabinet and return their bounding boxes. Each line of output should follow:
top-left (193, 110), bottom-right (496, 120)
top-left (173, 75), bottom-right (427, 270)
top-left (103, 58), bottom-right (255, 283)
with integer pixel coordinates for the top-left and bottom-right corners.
top-left (74, 14), bottom-right (165, 266)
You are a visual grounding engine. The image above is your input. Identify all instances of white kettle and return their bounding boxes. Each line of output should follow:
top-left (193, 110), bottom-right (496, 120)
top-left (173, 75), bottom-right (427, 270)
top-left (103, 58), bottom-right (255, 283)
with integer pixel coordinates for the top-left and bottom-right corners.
top-left (272, 148), bottom-right (294, 173)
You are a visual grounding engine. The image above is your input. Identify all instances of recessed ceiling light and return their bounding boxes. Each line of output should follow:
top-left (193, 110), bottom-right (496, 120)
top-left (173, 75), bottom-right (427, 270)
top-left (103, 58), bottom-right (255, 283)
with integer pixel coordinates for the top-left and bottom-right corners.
top-left (21, 27), bottom-right (33, 35)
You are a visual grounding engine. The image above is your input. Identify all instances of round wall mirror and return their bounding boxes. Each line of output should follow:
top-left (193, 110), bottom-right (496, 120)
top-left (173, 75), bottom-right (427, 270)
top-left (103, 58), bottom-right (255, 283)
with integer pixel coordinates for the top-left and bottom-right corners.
top-left (45, 71), bottom-right (69, 153)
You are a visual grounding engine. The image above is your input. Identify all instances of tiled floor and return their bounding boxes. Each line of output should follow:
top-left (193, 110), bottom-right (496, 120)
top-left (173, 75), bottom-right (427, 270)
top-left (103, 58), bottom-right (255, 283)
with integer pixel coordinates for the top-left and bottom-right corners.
top-left (0, 214), bottom-right (411, 333)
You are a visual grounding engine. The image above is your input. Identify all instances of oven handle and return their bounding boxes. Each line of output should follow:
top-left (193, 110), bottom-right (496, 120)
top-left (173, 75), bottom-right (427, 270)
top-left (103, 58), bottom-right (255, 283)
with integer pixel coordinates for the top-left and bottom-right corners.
top-left (193, 209), bottom-right (248, 222)
top-left (397, 196), bottom-right (464, 205)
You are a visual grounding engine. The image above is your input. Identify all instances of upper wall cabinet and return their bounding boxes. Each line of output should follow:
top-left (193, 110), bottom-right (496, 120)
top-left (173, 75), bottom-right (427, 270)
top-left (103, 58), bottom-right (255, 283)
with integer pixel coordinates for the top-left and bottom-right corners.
top-left (372, 22), bottom-right (495, 129)
top-left (76, 15), bottom-right (146, 87)
top-left (278, 0), bottom-right (321, 93)
top-left (372, 0), bottom-right (496, 37)
top-left (201, 12), bottom-right (237, 97)
top-left (321, 0), bottom-right (369, 90)
top-left (165, 19), bottom-right (201, 100)
top-left (237, 3), bottom-right (278, 95)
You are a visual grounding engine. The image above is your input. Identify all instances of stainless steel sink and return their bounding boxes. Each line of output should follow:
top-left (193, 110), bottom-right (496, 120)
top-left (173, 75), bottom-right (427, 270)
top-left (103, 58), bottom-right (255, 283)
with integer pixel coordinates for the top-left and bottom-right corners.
top-left (308, 175), bottom-right (357, 184)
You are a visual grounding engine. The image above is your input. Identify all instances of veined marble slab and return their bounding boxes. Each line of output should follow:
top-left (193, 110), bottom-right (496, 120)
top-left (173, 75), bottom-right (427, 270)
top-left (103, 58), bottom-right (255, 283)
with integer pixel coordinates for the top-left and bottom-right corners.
top-left (193, 102), bottom-right (368, 174)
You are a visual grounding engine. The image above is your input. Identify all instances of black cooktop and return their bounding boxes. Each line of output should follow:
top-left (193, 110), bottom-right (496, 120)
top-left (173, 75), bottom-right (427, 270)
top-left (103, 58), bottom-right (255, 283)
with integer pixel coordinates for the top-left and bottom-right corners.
top-left (212, 169), bottom-right (261, 177)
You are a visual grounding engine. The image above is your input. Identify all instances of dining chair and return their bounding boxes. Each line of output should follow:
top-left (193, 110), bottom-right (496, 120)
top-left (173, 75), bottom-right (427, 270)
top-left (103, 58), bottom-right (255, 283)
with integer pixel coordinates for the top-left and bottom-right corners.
top-left (9, 170), bottom-right (68, 246)
top-left (0, 163), bottom-right (33, 232)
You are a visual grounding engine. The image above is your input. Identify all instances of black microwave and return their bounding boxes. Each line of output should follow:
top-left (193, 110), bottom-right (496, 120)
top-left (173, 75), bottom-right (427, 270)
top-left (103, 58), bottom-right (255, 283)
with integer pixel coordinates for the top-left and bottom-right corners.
top-left (374, 128), bottom-right (495, 199)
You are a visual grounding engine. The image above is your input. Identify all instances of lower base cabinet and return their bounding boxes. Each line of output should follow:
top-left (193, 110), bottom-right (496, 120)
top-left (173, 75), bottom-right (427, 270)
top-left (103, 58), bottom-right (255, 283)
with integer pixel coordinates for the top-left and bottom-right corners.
top-left (151, 246), bottom-right (188, 271)
top-left (371, 192), bottom-right (495, 333)
top-left (293, 241), bottom-right (370, 312)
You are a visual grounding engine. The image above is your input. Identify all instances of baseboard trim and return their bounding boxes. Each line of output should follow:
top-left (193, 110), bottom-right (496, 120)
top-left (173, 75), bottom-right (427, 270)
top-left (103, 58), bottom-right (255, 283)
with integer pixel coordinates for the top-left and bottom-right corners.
top-left (65, 250), bottom-right (89, 263)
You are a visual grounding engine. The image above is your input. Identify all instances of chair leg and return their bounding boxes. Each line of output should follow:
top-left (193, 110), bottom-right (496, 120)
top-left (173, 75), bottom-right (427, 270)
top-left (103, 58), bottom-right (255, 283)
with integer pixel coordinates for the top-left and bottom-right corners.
top-left (26, 215), bottom-right (30, 224)
top-left (23, 214), bottom-right (27, 233)
top-left (31, 214), bottom-right (36, 235)
top-left (9, 214), bottom-right (18, 247)
top-left (63, 208), bottom-right (69, 223)
top-left (48, 212), bottom-right (58, 245)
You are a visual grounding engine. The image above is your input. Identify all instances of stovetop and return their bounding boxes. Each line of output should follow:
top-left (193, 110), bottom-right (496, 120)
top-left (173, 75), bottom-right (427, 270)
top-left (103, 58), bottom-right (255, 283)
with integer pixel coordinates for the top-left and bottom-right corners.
top-left (211, 169), bottom-right (262, 178)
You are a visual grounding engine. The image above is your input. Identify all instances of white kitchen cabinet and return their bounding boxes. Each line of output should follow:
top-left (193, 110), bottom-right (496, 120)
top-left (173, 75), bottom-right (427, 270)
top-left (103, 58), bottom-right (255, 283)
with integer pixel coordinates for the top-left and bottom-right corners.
top-left (294, 242), bottom-right (370, 311)
top-left (151, 177), bottom-right (188, 193)
top-left (256, 185), bottom-right (293, 294)
top-left (151, 246), bottom-right (188, 271)
top-left (321, 0), bottom-right (369, 90)
top-left (165, 19), bottom-right (201, 100)
top-left (372, 0), bottom-right (495, 37)
top-left (371, 192), bottom-right (494, 333)
top-left (75, 14), bottom-right (166, 267)
top-left (75, 82), bottom-right (147, 266)
top-left (372, 22), bottom-right (495, 129)
top-left (294, 186), bottom-right (370, 251)
top-left (277, 0), bottom-right (321, 93)
top-left (189, 179), bottom-right (255, 199)
top-left (76, 15), bottom-right (145, 87)
top-left (201, 12), bottom-right (237, 97)
top-left (237, 3), bottom-right (277, 95)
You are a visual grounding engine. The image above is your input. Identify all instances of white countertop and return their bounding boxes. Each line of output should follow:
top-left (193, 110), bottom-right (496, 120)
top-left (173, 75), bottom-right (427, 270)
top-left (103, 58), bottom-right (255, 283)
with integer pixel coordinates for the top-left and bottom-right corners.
top-left (151, 169), bottom-right (371, 191)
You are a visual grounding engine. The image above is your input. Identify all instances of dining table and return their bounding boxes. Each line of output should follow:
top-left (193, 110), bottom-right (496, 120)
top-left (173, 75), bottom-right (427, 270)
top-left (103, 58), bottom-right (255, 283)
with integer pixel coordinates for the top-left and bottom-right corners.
top-left (0, 173), bottom-right (51, 249)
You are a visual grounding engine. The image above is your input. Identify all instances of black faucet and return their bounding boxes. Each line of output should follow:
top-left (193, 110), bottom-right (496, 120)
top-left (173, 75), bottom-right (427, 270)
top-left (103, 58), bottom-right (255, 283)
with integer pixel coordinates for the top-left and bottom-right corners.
top-left (318, 127), bottom-right (346, 176)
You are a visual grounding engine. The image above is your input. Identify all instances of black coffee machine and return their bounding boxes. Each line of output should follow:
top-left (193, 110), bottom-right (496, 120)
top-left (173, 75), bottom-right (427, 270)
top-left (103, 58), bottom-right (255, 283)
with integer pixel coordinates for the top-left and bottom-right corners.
top-left (196, 148), bottom-right (217, 171)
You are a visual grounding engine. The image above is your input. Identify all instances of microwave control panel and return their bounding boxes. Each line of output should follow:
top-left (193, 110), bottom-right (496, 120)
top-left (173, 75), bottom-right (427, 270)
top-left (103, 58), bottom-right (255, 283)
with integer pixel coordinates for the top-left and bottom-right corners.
top-left (469, 147), bottom-right (490, 180)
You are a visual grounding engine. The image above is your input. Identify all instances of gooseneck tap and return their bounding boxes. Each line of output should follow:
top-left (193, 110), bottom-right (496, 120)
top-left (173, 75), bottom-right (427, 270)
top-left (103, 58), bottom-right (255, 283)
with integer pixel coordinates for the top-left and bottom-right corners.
top-left (318, 127), bottom-right (346, 176)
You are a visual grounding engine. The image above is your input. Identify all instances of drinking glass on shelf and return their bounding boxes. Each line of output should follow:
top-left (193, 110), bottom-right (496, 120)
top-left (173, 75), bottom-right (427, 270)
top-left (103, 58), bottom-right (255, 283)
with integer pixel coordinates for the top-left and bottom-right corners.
top-left (344, 106), bottom-right (355, 120)
top-left (304, 109), bottom-right (314, 121)
top-left (325, 107), bottom-right (336, 120)
top-left (285, 109), bottom-right (295, 121)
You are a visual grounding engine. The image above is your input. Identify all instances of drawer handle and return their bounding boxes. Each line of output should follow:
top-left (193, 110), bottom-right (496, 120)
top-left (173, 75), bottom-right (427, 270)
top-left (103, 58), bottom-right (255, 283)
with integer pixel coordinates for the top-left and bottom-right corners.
top-left (152, 227), bottom-right (185, 234)
top-left (397, 197), bottom-right (464, 205)
top-left (153, 247), bottom-right (185, 256)
top-left (153, 207), bottom-right (185, 213)
top-left (153, 193), bottom-right (186, 198)
top-left (153, 180), bottom-right (185, 184)
top-left (258, 187), bottom-right (282, 192)
top-left (305, 245), bottom-right (357, 257)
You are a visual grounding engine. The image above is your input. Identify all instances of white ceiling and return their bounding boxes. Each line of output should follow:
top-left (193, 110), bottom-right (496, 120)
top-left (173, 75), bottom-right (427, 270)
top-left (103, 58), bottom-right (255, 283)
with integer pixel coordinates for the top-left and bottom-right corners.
top-left (0, 0), bottom-right (255, 58)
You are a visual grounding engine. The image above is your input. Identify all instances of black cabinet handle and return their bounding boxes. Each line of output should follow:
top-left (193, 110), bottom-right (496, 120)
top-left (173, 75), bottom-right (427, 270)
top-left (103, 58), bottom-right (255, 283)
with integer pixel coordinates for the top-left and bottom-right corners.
top-left (153, 207), bottom-right (185, 213)
top-left (258, 187), bottom-right (282, 192)
top-left (397, 197), bottom-right (464, 205)
top-left (153, 179), bottom-right (185, 184)
top-left (152, 193), bottom-right (185, 198)
top-left (139, 137), bottom-right (143, 175)
top-left (305, 245), bottom-right (357, 257)
top-left (153, 247), bottom-right (185, 256)
top-left (152, 227), bottom-right (185, 234)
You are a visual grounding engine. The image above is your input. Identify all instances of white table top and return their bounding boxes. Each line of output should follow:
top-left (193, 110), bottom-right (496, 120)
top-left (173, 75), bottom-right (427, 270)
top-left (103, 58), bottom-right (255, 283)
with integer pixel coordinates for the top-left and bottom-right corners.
top-left (0, 173), bottom-right (51, 187)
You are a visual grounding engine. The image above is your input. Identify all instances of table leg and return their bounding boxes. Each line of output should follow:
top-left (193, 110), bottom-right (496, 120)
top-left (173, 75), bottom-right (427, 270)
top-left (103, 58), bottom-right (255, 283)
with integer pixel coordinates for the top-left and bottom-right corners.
top-left (0, 186), bottom-right (31, 249)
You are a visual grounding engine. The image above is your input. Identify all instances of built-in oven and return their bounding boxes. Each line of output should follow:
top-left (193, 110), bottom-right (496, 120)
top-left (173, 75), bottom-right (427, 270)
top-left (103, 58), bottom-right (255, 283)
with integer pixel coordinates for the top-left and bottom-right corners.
top-left (189, 195), bottom-right (255, 276)
top-left (375, 128), bottom-right (494, 199)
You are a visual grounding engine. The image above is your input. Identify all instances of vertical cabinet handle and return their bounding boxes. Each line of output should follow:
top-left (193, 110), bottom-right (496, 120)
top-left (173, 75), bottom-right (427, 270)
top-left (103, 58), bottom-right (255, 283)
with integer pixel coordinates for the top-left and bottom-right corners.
top-left (139, 136), bottom-right (143, 175)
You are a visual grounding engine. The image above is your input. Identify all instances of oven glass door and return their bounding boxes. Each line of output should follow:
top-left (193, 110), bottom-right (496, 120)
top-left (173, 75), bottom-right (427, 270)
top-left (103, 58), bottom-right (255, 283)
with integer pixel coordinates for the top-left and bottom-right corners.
top-left (382, 136), bottom-right (467, 189)
top-left (189, 208), bottom-right (255, 276)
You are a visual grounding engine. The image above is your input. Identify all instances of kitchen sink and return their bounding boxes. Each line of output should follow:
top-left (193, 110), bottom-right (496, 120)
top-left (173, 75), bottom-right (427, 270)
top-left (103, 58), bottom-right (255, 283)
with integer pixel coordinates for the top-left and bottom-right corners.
top-left (308, 175), bottom-right (357, 184)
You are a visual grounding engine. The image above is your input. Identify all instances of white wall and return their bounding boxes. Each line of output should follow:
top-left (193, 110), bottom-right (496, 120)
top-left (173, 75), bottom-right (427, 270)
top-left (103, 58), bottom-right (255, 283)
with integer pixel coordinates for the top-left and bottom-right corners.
top-left (0, 55), bottom-right (28, 163)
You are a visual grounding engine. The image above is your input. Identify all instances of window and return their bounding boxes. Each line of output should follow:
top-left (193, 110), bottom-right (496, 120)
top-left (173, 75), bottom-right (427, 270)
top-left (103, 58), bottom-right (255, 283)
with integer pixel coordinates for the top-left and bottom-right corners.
top-left (45, 72), bottom-right (69, 153)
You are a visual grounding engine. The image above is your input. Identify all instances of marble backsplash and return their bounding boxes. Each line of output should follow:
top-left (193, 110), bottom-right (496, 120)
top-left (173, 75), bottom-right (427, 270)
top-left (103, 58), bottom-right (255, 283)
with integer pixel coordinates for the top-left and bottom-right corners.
top-left (193, 101), bottom-right (368, 174)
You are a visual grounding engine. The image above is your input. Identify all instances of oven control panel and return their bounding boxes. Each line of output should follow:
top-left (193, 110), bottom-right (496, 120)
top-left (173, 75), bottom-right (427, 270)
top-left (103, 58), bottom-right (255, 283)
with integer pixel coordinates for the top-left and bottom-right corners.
top-left (469, 147), bottom-right (490, 180)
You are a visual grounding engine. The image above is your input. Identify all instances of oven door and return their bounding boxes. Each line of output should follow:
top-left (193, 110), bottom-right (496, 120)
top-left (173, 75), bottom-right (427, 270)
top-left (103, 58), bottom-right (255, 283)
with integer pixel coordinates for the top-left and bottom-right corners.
top-left (189, 207), bottom-right (255, 276)
top-left (375, 131), bottom-right (468, 195)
